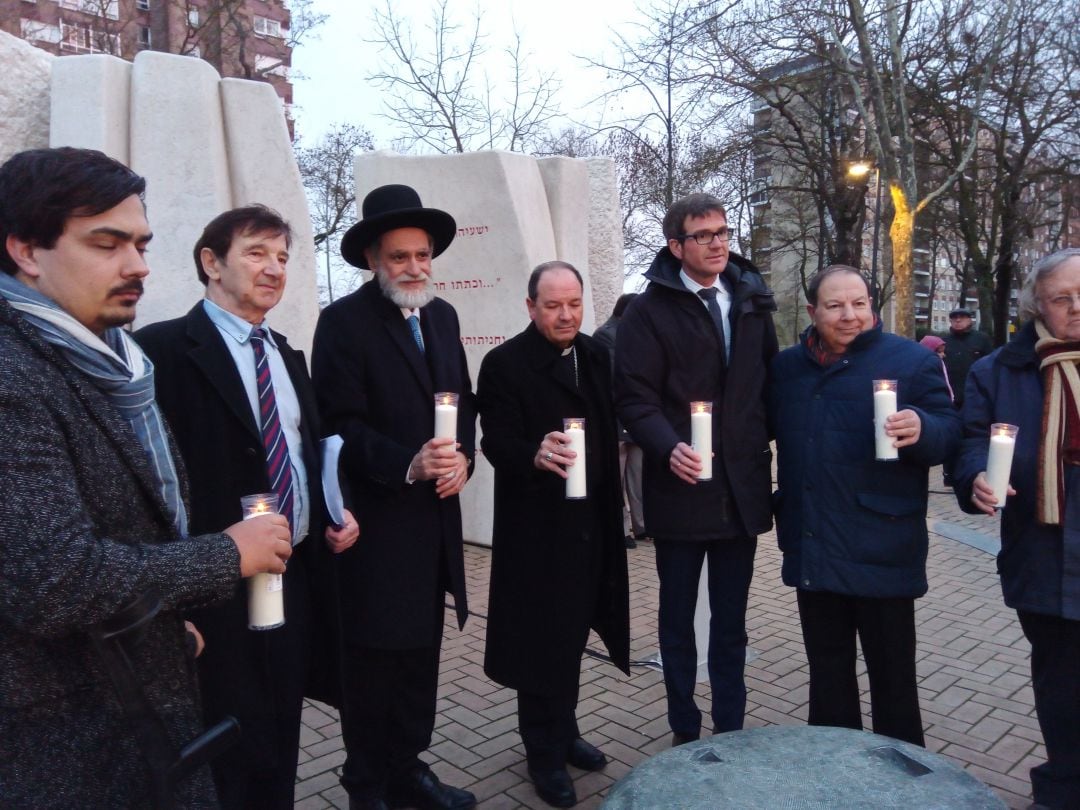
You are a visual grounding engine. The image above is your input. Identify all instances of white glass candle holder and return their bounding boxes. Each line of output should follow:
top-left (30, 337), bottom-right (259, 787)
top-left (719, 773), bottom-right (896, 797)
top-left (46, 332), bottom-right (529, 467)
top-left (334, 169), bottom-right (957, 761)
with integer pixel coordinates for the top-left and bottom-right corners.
top-left (241, 493), bottom-right (285, 631)
top-left (690, 401), bottom-right (713, 481)
top-left (873, 379), bottom-right (899, 461)
top-left (434, 392), bottom-right (459, 440)
top-left (986, 423), bottom-right (1019, 508)
top-left (563, 418), bottom-right (587, 499)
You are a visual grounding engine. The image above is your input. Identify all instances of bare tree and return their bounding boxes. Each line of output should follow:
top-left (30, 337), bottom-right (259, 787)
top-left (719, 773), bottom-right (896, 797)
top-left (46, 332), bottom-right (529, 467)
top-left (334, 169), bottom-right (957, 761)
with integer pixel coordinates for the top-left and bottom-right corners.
top-left (295, 123), bottom-right (375, 304)
top-left (828, 0), bottom-right (1015, 337)
top-left (366, 0), bottom-right (559, 153)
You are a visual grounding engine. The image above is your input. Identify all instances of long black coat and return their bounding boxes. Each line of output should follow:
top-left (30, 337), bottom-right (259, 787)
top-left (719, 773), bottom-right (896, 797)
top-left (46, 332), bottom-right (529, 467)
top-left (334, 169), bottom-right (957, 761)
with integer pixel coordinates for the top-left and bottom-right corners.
top-left (614, 248), bottom-right (778, 541)
top-left (0, 299), bottom-right (236, 808)
top-left (311, 280), bottom-right (474, 648)
top-left (477, 324), bottom-right (630, 695)
top-left (135, 303), bottom-right (341, 776)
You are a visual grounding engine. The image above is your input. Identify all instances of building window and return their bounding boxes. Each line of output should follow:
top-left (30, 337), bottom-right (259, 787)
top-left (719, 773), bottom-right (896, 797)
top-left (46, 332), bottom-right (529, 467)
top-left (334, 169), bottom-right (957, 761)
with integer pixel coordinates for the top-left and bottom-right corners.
top-left (60, 20), bottom-right (120, 53)
top-left (188, 8), bottom-right (199, 25)
top-left (138, 26), bottom-right (151, 49)
top-left (253, 16), bottom-right (282, 38)
top-left (59, 0), bottom-right (119, 20)
top-left (136, 0), bottom-right (150, 9)
top-left (21, 18), bottom-right (61, 42)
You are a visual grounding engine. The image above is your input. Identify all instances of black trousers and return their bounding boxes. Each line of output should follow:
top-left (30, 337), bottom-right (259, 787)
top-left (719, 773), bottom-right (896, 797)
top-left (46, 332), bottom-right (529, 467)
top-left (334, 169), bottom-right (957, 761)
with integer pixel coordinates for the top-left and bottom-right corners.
top-left (796, 589), bottom-right (924, 746)
top-left (203, 538), bottom-right (314, 810)
top-left (1018, 610), bottom-right (1080, 809)
top-left (518, 689), bottom-right (581, 772)
top-left (339, 594), bottom-right (444, 803)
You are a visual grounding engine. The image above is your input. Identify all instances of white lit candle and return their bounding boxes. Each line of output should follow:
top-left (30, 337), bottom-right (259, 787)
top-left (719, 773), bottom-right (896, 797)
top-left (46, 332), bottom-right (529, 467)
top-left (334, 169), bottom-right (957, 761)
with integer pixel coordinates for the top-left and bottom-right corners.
top-left (564, 418), bottom-right (587, 499)
top-left (690, 401), bottom-right (713, 481)
top-left (986, 423), bottom-right (1019, 508)
top-left (240, 493), bottom-right (285, 631)
top-left (434, 392), bottom-right (459, 440)
top-left (873, 379), bottom-right (899, 461)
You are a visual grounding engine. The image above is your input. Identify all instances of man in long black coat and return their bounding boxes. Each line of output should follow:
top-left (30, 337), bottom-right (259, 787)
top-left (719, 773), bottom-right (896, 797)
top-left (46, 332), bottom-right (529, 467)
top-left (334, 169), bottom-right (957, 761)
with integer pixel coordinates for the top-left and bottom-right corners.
top-left (311, 185), bottom-right (477, 810)
top-left (477, 261), bottom-right (630, 809)
top-left (136, 206), bottom-right (359, 809)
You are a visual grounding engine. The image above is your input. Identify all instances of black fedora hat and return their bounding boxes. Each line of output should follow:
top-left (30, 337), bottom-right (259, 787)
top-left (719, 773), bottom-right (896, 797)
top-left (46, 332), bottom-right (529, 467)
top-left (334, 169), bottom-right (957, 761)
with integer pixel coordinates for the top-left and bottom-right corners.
top-left (340, 184), bottom-right (457, 270)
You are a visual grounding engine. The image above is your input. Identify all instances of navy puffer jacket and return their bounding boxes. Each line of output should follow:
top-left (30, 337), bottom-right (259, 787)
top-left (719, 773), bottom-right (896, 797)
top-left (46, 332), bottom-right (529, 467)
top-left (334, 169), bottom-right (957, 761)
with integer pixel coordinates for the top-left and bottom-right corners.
top-left (770, 323), bottom-right (960, 597)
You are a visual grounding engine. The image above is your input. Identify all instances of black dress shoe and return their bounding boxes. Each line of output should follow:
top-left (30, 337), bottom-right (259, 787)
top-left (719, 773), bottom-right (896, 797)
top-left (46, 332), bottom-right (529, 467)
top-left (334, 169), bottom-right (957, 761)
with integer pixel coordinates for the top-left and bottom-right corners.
top-left (386, 768), bottom-right (476, 810)
top-left (528, 766), bottom-right (577, 808)
top-left (624, 534), bottom-right (637, 549)
top-left (671, 731), bottom-right (700, 747)
top-left (566, 737), bottom-right (607, 771)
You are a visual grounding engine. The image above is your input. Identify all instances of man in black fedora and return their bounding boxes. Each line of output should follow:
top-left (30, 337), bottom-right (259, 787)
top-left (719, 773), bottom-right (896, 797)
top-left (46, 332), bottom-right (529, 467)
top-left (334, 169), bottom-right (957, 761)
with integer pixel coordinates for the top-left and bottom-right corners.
top-left (311, 184), bottom-right (476, 810)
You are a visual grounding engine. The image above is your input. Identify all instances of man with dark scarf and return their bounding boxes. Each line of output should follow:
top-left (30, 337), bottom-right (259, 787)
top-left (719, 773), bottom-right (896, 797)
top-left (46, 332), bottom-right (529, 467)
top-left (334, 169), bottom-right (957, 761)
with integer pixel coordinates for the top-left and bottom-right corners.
top-left (0, 147), bottom-right (291, 807)
top-left (955, 247), bottom-right (1080, 810)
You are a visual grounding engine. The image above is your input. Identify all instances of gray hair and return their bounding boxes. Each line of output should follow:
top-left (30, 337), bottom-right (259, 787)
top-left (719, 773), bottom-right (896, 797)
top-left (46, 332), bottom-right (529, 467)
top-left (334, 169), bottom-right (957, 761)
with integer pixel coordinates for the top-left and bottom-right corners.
top-left (1019, 247), bottom-right (1080, 321)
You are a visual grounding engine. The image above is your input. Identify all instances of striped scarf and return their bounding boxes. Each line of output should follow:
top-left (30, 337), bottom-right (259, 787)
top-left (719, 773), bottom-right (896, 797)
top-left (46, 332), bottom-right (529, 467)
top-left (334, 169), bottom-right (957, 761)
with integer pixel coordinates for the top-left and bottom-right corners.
top-left (1035, 319), bottom-right (1080, 526)
top-left (0, 274), bottom-right (188, 536)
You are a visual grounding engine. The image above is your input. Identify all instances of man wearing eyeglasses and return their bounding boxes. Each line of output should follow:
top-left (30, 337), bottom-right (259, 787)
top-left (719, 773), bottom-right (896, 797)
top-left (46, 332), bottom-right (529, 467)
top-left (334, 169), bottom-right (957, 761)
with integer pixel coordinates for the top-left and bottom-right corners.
top-left (614, 193), bottom-right (777, 746)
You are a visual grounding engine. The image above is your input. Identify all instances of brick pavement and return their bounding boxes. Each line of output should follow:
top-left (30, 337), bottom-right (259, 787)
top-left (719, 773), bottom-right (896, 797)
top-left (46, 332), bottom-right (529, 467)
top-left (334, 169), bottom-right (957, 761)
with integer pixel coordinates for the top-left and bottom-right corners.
top-left (295, 474), bottom-right (1041, 809)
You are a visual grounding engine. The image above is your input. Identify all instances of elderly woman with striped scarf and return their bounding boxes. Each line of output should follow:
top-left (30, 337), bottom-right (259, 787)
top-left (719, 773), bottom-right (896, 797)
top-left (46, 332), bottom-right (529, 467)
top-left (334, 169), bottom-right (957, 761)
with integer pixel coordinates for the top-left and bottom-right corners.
top-left (954, 247), bottom-right (1080, 810)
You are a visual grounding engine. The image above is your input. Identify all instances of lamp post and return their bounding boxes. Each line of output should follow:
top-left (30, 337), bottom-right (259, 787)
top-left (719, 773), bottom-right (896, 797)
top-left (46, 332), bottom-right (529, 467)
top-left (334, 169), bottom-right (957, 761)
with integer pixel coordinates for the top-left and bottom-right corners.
top-left (847, 159), bottom-right (883, 311)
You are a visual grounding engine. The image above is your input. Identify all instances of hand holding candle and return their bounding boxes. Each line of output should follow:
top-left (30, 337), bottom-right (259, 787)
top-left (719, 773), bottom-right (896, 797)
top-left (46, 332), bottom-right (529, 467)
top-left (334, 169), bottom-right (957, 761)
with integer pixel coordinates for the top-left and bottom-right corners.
top-left (873, 380), bottom-right (899, 460)
top-left (690, 401), bottom-right (713, 481)
top-left (563, 418), bottom-right (587, 499)
top-left (240, 493), bottom-right (286, 631)
top-left (985, 423), bottom-right (1019, 508)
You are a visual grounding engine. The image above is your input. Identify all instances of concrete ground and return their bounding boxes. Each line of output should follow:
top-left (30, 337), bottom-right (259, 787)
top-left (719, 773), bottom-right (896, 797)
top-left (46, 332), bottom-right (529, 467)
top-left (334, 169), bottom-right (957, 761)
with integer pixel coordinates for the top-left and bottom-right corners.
top-left (294, 473), bottom-right (1042, 809)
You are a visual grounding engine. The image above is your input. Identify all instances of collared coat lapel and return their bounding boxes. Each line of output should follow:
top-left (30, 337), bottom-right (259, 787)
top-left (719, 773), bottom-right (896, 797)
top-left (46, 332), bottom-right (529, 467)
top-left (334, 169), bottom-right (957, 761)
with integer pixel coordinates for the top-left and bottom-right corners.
top-left (183, 304), bottom-right (261, 443)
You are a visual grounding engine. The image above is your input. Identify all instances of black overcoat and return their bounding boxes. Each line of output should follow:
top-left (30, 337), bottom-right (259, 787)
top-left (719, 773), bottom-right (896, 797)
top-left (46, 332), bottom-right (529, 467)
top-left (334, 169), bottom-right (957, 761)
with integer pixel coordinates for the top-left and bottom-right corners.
top-left (135, 303), bottom-right (342, 775)
top-left (311, 280), bottom-right (474, 648)
top-left (477, 324), bottom-right (630, 695)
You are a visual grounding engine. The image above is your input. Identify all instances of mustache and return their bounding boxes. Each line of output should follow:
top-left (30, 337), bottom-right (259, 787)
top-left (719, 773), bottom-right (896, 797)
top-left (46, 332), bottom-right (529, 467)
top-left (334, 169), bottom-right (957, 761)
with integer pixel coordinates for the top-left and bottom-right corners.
top-left (110, 280), bottom-right (144, 297)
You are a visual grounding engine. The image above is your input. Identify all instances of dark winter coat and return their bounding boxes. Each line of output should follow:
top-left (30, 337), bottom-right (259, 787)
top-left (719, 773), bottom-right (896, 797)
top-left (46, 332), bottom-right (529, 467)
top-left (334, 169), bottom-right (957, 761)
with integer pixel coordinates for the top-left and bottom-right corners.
top-left (770, 324), bottom-right (960, 598)
top-left (953, 321), bottom-right (1080, 621)
top-left (311, 279), bottom-right (474, 648)
top-left (478, 325), bottom-right (630, 695)
top-left (942, 327), bottom-right (993, 407)
top-left (0, 298), bottom-right (237, 808)
top-left (136, 302), bottom-right (343, 774)
top-left (613, 248), bottom-right (778, 540)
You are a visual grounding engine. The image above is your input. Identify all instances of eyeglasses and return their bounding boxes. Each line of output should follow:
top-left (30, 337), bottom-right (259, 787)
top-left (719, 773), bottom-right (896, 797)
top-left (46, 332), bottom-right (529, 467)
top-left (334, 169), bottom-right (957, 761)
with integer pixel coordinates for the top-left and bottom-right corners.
top-left (1044, 292), bottom-right (1080, 311)
top-left (678, 228), bottom-right (733, 245)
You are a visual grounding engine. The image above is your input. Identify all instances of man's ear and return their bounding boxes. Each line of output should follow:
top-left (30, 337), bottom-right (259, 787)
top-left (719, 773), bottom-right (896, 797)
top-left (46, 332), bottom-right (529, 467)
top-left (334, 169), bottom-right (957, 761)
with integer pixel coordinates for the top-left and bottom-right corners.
top-left (200, 247), bottom-right (221, 282)
top-left (669, 237), bottom-right (684, 262)
top-left (5, 235), bottom-right (40, 279)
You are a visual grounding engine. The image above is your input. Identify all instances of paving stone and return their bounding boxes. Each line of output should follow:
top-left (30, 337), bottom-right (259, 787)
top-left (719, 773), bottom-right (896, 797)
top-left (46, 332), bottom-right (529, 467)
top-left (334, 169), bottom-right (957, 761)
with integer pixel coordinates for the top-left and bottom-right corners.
top-left (296, 470), bottom-right (1044, 807)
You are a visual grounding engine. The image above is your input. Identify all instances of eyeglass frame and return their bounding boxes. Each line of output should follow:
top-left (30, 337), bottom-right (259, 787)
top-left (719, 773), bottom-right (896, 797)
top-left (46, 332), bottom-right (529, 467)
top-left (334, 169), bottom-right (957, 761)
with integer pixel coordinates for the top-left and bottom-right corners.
top-left (676, 228), bottom-right (734, 246)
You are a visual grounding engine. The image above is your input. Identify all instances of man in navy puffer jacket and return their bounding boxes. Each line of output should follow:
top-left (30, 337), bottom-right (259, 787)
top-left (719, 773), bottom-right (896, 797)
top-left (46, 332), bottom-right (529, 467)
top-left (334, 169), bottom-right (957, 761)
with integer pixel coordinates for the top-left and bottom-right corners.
top-left (770, 265), bottom-right (960, 746)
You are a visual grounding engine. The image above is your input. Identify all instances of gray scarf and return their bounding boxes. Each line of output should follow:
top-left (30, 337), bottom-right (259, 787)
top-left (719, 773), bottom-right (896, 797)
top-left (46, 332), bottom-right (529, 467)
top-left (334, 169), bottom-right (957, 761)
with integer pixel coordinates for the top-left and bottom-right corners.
top-left (0, 274), bottom-right (188, 536)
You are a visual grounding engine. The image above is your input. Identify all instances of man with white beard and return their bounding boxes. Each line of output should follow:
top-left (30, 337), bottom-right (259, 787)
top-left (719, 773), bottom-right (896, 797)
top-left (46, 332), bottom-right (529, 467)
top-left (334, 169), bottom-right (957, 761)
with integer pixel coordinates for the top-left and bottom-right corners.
top-left (311, 185), bottom-right (477, 810)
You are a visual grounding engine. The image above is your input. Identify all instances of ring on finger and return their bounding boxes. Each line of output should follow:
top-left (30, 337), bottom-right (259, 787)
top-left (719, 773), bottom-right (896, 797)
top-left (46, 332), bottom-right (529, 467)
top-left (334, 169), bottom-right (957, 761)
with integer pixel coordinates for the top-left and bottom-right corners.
top-left (545, 451), bottom-right (553, 461)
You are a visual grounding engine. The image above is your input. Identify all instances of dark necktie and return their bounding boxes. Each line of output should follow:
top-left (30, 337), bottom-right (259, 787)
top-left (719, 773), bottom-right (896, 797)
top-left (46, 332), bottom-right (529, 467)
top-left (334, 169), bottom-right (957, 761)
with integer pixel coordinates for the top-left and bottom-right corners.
top-left (408, 313), bottom-right (425, 354)
top-left (251, 328), bottom-right (295, 533)
top-left (698, 287), bottom-right (728, 366)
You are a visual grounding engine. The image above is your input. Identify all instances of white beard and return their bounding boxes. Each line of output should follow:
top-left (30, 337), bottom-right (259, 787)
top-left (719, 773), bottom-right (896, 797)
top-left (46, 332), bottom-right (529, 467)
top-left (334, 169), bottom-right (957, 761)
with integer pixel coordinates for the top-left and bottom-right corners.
top-left (376, 268), bottom-right (435, 309)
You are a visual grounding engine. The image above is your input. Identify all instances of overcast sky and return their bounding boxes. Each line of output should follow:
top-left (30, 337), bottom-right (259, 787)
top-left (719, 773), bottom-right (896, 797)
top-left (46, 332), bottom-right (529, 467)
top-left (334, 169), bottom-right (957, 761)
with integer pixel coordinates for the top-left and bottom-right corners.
top-left (290, 0), bottom-right (646, 147)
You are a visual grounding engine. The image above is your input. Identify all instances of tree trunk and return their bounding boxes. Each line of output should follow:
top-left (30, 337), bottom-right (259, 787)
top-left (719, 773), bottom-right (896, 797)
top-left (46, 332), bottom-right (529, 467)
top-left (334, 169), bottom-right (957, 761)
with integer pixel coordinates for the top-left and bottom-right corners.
top-left (889, 184), bottom-right (915, 338)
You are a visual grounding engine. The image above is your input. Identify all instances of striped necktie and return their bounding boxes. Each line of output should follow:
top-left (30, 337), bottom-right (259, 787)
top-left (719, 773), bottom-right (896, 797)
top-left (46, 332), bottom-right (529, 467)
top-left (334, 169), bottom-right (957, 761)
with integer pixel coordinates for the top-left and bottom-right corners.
top-left (408, 313), bottom-right (425, 354)
top-left (251, 328), bottom-right (294, 532)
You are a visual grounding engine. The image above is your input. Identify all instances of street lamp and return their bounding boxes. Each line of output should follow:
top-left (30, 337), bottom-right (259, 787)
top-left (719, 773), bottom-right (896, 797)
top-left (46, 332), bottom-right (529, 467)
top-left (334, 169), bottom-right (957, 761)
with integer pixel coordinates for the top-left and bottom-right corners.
top-left (846, 160), bottom-right (883, 311)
